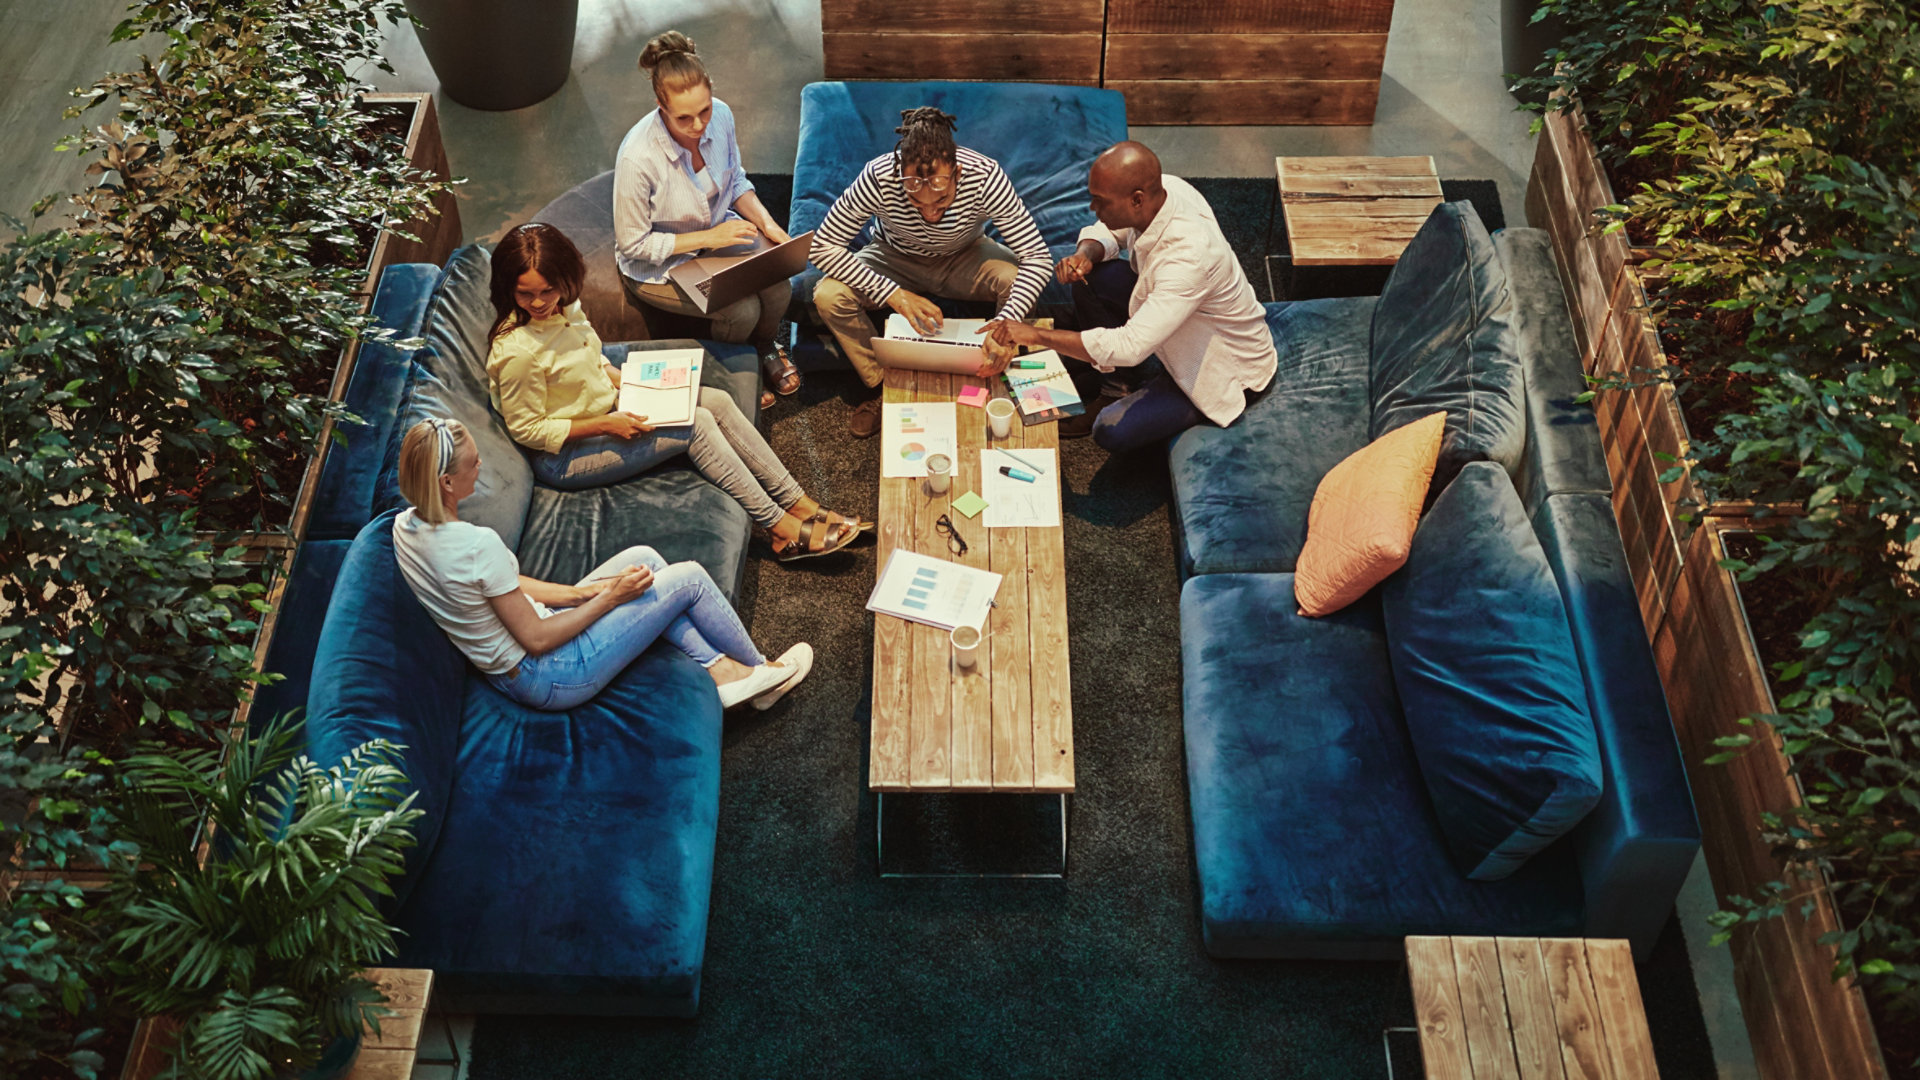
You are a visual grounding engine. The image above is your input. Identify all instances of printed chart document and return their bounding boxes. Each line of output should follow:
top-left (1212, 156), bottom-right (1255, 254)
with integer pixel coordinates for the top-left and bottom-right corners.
top-left (1002, 349), bottom-right (1083, 425)
top-left (981, 448), bottom-right (1060, 528)
top-left (618, 348), bottom-right (702, 427)
top-left (866, 549), bottom-right (1002, 633)
top-left (879, 401), bottom-right (958, 478)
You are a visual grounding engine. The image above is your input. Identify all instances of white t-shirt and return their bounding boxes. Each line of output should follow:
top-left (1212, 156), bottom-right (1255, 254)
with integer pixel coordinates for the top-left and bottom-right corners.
top-left (392, 509), bottom-right (553, 674)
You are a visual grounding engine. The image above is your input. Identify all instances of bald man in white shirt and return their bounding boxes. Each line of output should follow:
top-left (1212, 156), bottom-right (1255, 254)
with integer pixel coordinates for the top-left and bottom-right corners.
top-left (988, 142), bottom-right (1276, 452)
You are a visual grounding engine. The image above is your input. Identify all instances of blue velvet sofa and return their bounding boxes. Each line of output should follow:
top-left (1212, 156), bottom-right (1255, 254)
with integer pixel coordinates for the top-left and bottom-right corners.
top-left (1170, 206), bottom-right (1701, 961)
top-left (251, 245), bottom-right (764, 1014)
top-left (786, 80), bottom-right (1128, 315)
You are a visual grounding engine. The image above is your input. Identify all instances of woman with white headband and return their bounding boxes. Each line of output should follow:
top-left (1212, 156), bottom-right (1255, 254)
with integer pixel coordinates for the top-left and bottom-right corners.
top-left (389, 417), bottom-right (811, 712)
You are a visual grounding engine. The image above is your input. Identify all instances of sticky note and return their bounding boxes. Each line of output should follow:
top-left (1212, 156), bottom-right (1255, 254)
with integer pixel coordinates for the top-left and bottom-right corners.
top-left (637, 360), bottom-right (667, 381)
top-left (952, 490), bottom-right (988, 518)
top-left (957, 385), bottom-right (989, 408)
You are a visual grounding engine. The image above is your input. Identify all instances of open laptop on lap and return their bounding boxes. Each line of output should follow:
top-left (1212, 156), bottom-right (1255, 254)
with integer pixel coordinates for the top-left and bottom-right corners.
top-left (667, 230), bottom-right (814, 314)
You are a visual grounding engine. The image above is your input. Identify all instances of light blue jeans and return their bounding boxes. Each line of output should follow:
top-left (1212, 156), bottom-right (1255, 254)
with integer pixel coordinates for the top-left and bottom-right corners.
top-left (530, 387), bottom-right (804, 529)
top-left (487, 546), bottom-right (765, 712)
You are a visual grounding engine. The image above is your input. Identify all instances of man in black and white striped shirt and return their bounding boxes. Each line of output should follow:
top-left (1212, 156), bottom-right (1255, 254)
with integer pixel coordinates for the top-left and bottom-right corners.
top-left (809, 107), bottom-right (1051, 437)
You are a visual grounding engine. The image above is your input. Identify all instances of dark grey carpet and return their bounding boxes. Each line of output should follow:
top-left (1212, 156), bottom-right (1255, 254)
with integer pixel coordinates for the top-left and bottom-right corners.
top-left (467, 178), bottom-right (1717, 1080)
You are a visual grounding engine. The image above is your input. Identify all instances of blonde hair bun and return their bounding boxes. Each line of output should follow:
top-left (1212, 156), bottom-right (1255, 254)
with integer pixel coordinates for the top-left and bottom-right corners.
top-left (639, 30), bottom-right (698, 72)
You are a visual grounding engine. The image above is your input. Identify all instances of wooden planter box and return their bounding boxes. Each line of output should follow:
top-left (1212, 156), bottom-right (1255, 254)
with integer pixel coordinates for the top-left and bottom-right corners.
top-left (1526, 104), bottom-right (1889, 1080)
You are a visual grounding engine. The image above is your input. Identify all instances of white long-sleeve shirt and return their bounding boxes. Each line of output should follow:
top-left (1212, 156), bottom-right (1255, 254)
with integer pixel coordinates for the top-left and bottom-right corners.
top-left (1078, 175), bottom-right (1277, 427)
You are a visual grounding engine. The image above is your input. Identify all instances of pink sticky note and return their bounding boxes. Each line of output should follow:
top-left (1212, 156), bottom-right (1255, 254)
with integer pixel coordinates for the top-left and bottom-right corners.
top-left (958, 385), bottom-right (989, 408)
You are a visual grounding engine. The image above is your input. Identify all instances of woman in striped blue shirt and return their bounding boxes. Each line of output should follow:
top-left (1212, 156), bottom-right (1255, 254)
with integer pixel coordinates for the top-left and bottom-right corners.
top-left (809, 108), bottom-right (1045, 437)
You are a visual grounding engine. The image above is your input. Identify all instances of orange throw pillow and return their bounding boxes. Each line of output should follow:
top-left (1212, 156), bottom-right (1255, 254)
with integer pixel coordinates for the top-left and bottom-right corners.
top-left (1294, 412), bottom-right (1447, 617)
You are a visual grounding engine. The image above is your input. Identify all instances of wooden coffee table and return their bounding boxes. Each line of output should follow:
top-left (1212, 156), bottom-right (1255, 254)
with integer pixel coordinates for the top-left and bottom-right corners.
top-left (1266, 155), bottom-right (1444, 298)
top-left (870, 366), bottom-right (1074, 800)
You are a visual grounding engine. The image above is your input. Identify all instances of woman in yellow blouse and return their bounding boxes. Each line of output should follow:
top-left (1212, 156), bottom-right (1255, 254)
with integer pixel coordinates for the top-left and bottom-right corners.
top-left (487, 223), bottom-right (864, 562)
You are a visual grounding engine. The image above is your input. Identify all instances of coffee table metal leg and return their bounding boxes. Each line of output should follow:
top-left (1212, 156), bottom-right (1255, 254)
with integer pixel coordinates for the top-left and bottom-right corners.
top-left (877, 792), bottom-right (1069, 879)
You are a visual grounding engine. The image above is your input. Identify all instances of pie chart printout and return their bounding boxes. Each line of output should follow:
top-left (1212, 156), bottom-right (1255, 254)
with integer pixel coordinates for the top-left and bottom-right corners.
top-left (900, 442), bottom-right (927, 462)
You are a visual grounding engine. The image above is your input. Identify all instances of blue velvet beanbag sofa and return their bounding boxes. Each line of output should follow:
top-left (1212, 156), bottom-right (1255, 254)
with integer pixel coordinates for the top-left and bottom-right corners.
top-left (1171, 203), bottom-right (1702, 960)
top-left (251, 245), bottom-right (765, 1014)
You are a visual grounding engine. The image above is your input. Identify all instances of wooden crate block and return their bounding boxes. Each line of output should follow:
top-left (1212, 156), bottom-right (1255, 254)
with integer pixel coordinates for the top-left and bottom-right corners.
top-left (1103, 33), bottom-right (1387, 82)
top-left (1108, 0), bottom-right (1394, 35)
top-left (1109, 79), bottom-right (1379, 125)
top-left (823, 0), bottom-right (1104, 34)
top-left (823, 31), bottom-right (1101, 83)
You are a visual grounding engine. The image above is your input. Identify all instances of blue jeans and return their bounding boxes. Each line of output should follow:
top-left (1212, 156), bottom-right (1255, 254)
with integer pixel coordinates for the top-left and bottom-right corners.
top-left (529, 386), bottom-right (805, 527)
top-left (487, 546), bottom-right (765, 712)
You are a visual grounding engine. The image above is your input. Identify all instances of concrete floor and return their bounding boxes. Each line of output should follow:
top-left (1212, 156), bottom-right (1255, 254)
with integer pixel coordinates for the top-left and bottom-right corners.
top-left (0, 3), bottom-right (1757, 1078)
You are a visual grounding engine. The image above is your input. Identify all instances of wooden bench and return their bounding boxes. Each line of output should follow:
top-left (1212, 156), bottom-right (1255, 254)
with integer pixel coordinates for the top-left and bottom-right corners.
top-left (869, 366), bottom-right (1073, 795)
top-left (344, 968), bottom-right (435, 1080)
top-left (1405, 936), bottom-right (1658, 1079)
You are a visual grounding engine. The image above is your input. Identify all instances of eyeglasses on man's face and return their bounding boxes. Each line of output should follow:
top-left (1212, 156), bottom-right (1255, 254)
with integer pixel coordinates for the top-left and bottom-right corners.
top-left (934, 513), bottom-right (967, 556)
top-left (899, 169), bottom-right (958, 195)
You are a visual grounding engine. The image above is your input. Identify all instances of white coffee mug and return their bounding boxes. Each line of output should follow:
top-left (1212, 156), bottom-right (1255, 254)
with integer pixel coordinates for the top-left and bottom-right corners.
top-left (951, 624), bottom-right (981, 670)
top-left (925, 452), bottom-right (952, 495)
top-left (986, 397), bottom-right (1016, 439)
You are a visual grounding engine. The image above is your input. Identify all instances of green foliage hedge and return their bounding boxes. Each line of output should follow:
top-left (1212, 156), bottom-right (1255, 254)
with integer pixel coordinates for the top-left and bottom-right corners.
top-left (1, 1), bottom-right (440, 1075)
top-left (1522, 0), bottom-right (1920, 1058)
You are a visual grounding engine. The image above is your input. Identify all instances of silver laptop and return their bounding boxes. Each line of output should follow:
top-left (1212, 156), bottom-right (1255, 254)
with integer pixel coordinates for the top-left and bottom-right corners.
top-left (873, 315), bottom-right (995, 374)
top-left (667, 229), bottom-right (814, 314)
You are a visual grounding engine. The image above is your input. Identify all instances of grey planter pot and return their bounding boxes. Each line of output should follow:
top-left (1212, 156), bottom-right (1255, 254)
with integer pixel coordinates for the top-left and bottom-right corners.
top-left (1500, 0), bottom-right (1569, 104)
top-left (404, 0), bottom-right (579, 111)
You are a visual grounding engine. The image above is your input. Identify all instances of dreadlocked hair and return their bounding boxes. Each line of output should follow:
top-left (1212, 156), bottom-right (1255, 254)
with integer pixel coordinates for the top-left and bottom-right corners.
top-left (892, 107), bottom-right (958, 176)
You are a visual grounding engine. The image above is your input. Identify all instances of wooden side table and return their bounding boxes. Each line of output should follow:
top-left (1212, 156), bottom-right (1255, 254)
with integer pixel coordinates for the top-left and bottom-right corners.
top-left (1401, 936), bottom-right (1659, 1079)
top-left (347, 968), bottom-right (435, 1080)
top-left (1267, 156), bottom-right (1444, 300)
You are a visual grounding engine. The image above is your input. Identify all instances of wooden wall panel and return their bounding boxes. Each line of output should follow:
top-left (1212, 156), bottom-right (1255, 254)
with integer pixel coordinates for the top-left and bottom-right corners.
top-left (1107, 0), bottom-right (1394, 34)
top-left (1529, 104), bottom-right (1893, 1080)
top-left (822, 32), bottom-right (1101, 84)
top-left (1104, 33), bottom-right (1387, 81)
top-left (822, 0), bottom-right (1104, 34)
top-left (1109, 79), bottom-right (1379, 125)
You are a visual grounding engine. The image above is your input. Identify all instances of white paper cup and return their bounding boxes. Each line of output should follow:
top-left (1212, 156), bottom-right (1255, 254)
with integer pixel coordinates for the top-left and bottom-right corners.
top-left (987, 397), bottom-right (1015, 439)
top-left (925, 452), bottom-right (952, 494)
top-left (951, 624), bottom-right (981, 669)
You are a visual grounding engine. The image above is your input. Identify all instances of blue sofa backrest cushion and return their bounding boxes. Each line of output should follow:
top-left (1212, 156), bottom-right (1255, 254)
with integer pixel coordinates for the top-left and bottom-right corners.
top-left (1381, 462), bottom-right (1602, 881)
top-left (1369, 202), bottom-right (1525, 499)
top-left (305, 509), bottom-right (468, 910)
top-left (374, 245), bottom-right (536, 550)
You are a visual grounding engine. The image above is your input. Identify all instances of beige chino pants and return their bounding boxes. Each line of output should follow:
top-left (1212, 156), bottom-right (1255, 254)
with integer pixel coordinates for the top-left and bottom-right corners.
top-left (812, 237), bottom-right (1020, 388)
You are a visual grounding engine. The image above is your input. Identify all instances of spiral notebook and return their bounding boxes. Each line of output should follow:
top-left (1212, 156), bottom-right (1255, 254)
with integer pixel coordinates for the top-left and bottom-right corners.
top-left (1000, 349), bottom-right (1084, 425)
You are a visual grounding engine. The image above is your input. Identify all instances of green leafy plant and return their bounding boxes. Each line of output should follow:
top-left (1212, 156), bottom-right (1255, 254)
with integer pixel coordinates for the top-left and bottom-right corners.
top-left (1516, 0), bottom-right (1920, 1065)
top-left (107, 717), bottom-right (420, 1080)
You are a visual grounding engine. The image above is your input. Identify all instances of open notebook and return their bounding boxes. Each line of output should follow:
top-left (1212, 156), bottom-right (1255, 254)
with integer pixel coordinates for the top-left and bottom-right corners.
top-left (1000, 349), bottom-right (1084, 425)
top-left (616, 348), bottom-right (703, 427)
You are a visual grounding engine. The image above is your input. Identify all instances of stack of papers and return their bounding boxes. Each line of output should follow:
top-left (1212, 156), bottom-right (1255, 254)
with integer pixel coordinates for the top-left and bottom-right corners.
top-left (866, 550), bottom-right (1002, 632)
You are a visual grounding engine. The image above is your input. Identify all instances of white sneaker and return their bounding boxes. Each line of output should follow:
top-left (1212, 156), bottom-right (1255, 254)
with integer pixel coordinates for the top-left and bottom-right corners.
top-left (752, 643), bottom-right (813, 711)
top-left (716, 660), bottom-right (794, 709)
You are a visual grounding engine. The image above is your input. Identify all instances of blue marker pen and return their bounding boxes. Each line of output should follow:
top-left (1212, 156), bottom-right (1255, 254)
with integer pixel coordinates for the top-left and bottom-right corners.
top-left (998, 465), bottom-right (1036, 483)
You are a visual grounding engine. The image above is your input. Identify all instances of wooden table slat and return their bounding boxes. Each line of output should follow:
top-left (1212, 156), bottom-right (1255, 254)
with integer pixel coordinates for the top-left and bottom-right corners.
top-left (1498, 938), bottom-right (1571, 1080)
top-left (1585, 940), bottom-right (1659, 1080)
top-left (1408, 936), bottom-right (1474, 1079)
top-left (1541, 938), bottom-right (1617, 1080)
top-left (870, 368), bottom-right (919, 790)
top-left (949, 376), bottom-right (996, 790)
top-left (987, 406), bottom-right (1036, 789)
top-left (907, 372), bottom-right (955, 789)
top-left (1452, 936), bottom-right (1523, 1079)
top-left (346, 968), bottom-right (432, 1080)
top-left (1023, 420), bottom-right (1074, 793)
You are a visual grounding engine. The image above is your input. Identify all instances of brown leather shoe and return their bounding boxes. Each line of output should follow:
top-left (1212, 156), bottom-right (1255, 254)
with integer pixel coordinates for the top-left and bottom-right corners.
top-left (849, 395), bottom-right (883, 438)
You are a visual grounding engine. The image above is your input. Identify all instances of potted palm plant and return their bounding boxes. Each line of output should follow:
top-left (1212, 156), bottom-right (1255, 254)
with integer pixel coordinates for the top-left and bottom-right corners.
top-left (106, 718), bottom-right (421, 1080)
